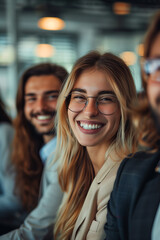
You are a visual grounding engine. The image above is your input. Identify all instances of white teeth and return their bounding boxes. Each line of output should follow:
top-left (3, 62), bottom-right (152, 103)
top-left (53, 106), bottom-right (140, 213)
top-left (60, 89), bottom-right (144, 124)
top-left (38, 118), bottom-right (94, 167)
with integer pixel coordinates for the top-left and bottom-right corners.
top-left (37, 115), bottom-right (51, 120)
top-left (80, 122), bottom-right (101, 130)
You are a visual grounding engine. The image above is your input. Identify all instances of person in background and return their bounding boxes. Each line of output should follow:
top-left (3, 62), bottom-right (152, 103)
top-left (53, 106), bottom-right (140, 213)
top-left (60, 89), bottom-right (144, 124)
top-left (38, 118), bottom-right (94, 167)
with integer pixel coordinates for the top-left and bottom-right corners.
top-left (0, 98), bottom-right (23, 234)
top-left (0, 63), bottom-right (68, 239)
top-left (104, 10), bottom-right (160, 240)
top-left (53, 51), bottom-right (137, 240)
top-left (12, 63), bottom-right (68, 213)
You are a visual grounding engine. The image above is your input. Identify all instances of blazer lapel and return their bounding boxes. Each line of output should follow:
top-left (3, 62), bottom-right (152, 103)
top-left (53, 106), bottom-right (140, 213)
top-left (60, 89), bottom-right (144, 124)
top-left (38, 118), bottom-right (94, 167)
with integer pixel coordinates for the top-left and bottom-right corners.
top-left (155, 159), bottom-right (160, 173)
top-left (71, 178), bottom-right (97, 240)
top-left (130, 152), bottom-right (160, 240)
top-left (95, 154), bottom-right (121, 184)
top-left (71, 154), bottom-right (121, 239)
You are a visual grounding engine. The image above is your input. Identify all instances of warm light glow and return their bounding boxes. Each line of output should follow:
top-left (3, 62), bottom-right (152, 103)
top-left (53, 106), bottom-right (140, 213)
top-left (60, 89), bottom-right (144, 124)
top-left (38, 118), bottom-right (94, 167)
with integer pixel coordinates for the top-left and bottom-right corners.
top-left (0, 45), bottom-right (15, 65)
top-left (137, 43), bottom-right (144, 57)
top-left (35, 44), bottom-right (55, 58)
top-left (113, 2), bottom-right (131, 15)
top-left (120, 51), bottom-right (137, 66)
top-left (38, 17), bottom-right (65, 30)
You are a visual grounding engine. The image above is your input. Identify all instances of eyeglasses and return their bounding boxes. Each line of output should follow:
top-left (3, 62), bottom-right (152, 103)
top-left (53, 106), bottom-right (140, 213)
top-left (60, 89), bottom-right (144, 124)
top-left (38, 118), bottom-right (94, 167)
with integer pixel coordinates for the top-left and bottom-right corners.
top-left (66, 92), bottom-right (118, 115)
top-left (143, 58), bottom-right (160, 75)
top-left (142, 58), bottom-right (160, 82)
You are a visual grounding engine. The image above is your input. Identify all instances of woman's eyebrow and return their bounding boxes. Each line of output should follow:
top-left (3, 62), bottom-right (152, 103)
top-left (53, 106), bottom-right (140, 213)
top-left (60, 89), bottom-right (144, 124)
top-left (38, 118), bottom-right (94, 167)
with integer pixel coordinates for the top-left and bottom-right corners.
top-left (71, 88), bottom-right (86, 93)
top-left (71, 89), bottom-right (115, 96)
top-left (98, 90), bottom-right (115, 95)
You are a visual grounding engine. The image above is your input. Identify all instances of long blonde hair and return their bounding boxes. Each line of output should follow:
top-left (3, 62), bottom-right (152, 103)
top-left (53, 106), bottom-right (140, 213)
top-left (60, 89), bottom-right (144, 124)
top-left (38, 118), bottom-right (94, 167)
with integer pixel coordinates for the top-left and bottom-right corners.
top-left (54, 51), bottom-right (137, 239)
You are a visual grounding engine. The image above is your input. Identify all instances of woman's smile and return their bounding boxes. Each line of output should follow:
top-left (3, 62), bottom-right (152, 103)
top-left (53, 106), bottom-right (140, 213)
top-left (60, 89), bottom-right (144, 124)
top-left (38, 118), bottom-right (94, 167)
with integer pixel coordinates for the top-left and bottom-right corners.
top-left (77, 120), bottom-right (105, 134)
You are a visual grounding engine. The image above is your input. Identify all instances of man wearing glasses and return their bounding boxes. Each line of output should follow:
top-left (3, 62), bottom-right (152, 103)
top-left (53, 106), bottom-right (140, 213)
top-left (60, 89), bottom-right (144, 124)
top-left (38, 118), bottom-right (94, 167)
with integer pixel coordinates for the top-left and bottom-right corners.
top-left (104, 11), bottom-right (160, 240)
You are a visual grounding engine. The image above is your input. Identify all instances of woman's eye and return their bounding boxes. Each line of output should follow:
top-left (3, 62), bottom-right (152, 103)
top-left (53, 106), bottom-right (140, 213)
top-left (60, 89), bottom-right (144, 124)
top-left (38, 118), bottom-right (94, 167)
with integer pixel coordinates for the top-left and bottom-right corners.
top-left (98, 96), bottom-right (115, 103)
top-left (72, 95), bottom-right (86, 102)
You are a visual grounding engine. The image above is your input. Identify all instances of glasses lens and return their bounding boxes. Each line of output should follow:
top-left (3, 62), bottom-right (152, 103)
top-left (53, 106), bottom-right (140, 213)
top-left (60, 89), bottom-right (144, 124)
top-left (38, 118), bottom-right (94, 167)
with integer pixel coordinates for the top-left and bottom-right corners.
top-left (97, 95), bottom-right (118, 115)
top-left (144, 58), bottom-right (160, 75)
top-left (68, 93), bottom-right (86, 112)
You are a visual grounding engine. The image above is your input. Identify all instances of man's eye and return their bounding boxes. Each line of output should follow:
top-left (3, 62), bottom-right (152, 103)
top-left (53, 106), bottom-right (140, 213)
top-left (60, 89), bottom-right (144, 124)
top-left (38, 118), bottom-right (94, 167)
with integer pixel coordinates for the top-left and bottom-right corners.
top-left (47, 95), bottom-right (58, 100)
top-left (26, 97), bottom-right (36, 102)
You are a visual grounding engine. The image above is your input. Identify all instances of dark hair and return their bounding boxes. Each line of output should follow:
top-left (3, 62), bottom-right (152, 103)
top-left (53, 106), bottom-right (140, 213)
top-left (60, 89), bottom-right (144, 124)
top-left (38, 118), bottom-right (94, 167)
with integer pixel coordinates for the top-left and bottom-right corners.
top-left (0, 98), bottom-right (12, 124)
top-left (142, 11), bottom-right (160, 91)
top-left (133, 11), bottom-right (160, 150)
top-left (16, 63), bottom-right (68, 115)
top-left (12, 63), bottom-right (68, 212)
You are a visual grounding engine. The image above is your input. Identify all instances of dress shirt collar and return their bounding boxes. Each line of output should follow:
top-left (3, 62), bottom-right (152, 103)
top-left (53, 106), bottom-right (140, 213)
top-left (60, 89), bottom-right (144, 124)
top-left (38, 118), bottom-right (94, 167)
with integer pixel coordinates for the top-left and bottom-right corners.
top-left (155, 159), bottom-right (160, 173)
top-left (39, 136), bottom-right (57, 164)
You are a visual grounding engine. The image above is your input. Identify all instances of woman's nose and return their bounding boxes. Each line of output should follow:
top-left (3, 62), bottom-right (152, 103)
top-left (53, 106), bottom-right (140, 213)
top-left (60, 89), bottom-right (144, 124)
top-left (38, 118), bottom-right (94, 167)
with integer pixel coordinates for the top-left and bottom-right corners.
top-left (83, 98), bottom-right (99, 116)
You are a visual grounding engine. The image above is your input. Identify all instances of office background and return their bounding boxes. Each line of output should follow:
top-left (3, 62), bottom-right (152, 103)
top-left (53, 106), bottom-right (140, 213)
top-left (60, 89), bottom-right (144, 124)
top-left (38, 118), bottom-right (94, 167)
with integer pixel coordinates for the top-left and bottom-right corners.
top-left (0, 0), bottom-right (159, 117)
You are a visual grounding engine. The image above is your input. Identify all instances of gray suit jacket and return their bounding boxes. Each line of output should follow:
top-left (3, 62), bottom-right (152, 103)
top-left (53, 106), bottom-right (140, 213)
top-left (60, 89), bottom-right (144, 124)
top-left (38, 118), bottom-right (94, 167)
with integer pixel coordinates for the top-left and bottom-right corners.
top-left (0, 152), bottom-right (63, 240)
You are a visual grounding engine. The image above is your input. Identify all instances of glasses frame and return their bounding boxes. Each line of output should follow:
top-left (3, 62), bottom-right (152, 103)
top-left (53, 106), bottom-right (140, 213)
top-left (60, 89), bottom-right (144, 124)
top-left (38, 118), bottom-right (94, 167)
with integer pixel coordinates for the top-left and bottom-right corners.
top-left (141, 57), bottom-right (160, 82)
top-left (65, 92), bottom-right (119, 115)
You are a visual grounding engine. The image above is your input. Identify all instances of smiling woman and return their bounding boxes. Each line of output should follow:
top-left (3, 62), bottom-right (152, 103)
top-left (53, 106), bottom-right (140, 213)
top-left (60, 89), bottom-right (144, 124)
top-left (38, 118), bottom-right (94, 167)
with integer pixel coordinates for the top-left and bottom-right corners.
top-left (53, 51), bottom-right (138, 240)
top-left (67, 69), bottom-right (121, 154)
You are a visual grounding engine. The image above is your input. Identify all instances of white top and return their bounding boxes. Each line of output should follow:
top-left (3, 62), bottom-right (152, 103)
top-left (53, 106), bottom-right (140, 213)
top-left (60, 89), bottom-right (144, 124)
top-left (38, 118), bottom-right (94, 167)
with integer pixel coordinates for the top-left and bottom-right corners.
top-left (152, 203), bottom-right (160, 240)
top-left (39, 137), bottom-right (57, 164)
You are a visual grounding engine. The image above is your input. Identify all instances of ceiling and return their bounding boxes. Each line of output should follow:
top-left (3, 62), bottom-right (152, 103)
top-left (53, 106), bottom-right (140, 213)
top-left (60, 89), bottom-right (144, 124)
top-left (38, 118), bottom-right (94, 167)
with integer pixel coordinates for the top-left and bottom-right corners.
top-left (0, 0), bottom-right (160, 34)
top-left (0, 0), bottom-right (160, 114)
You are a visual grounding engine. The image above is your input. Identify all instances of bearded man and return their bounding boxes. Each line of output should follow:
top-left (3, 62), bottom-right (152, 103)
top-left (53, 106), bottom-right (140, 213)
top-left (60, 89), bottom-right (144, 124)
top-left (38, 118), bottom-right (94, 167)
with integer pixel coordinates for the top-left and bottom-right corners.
top-left (104, 11), bottom-right (160, 240)
top-left (0, 63), bottom-right (68, 240)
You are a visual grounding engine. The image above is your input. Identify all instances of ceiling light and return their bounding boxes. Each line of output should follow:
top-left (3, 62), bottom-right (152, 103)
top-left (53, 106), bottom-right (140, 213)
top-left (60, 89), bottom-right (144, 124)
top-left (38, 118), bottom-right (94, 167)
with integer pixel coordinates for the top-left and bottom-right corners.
top-left (113, 2), bottom-right (131, 15)
top-left (35, 44), bottom-right (55, 58)
top-left (120, 51), bottom-right (137, 66)
top-left (38, 17), bottom-right (65, 31)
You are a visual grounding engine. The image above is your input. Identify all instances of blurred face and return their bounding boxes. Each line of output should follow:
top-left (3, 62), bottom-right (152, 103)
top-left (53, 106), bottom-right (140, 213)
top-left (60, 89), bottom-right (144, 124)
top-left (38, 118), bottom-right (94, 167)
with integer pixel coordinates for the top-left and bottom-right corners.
top-left (24, 75), bottom-right (61, 143)
top-left (67, 69), bottom-right (121, 149)
top-left (146, 33), bottom-right (160, 126)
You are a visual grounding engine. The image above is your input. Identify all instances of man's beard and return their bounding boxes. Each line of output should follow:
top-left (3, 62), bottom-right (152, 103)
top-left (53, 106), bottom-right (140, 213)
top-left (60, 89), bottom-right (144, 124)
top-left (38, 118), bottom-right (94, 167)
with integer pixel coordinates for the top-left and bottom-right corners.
top-left (36, 126), bottom-right (56, 136)
top-left (150, 96), bottom-right (160, 135)
top-left (27, 110), bottom-right (56, 137)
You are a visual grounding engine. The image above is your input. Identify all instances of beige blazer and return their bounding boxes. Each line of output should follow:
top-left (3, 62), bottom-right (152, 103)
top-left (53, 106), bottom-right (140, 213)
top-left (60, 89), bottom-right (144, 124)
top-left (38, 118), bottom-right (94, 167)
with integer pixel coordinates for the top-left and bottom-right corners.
top-left (71, 155), bottom-right (121, 240)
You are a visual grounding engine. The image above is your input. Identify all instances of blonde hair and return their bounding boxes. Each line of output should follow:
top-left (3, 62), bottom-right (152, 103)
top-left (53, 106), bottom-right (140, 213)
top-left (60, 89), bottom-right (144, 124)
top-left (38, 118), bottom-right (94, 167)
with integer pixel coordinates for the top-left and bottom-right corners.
top-left (54, 51), bottom-right (137, 239)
